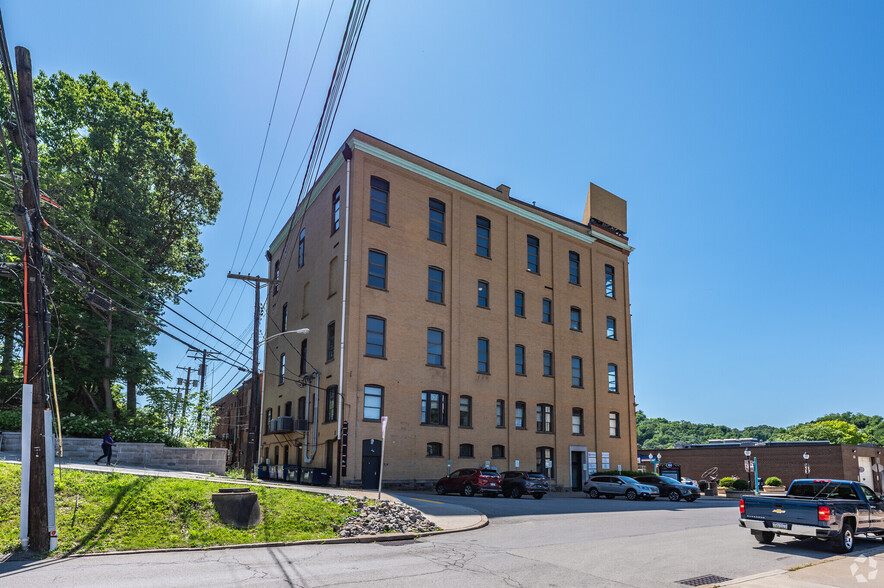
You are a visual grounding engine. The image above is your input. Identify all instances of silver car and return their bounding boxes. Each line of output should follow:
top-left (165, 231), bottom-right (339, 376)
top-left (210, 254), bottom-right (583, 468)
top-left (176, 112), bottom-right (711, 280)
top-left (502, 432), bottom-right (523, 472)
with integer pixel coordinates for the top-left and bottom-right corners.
top-left (583, 474), bottom-right (660, 501)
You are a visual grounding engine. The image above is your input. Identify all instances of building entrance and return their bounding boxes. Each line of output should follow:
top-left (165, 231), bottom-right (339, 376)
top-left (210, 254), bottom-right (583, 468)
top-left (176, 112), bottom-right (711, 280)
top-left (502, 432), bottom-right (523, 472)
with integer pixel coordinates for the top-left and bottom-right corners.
top-left (361, 438), bottom-right (382, 489)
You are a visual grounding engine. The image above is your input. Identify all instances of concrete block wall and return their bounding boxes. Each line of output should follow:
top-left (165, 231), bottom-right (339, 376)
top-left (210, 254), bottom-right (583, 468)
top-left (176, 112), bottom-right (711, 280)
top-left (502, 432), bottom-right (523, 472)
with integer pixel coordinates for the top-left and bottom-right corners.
top-left (1, 432), bottom-right (227, 475)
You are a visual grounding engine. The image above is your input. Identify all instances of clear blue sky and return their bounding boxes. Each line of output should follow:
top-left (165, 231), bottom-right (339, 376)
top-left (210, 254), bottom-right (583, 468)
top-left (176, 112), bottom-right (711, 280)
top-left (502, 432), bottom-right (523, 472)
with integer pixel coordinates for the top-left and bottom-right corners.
top-left (5, 1), bottom-right (883, 428)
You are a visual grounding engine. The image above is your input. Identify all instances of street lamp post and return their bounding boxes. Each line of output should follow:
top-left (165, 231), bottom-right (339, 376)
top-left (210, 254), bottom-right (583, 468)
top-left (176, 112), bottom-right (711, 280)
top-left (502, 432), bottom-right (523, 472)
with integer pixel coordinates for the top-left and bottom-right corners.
top-left (656, 453), bottom-right (662, 475)
top-left (745, 448), bottom-right (759, 494)
top-left (803, 452), bottom-right (810, 476)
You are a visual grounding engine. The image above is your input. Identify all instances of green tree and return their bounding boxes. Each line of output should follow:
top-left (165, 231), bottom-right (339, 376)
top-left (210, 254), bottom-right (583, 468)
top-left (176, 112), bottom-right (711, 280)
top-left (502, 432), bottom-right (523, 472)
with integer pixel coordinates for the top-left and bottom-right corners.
top-left (819, 412), bottom-right (884, 445)
top-left (0, 71), bottom-right (221, 420)
top-left (773, 420), bottom-right (868, 445)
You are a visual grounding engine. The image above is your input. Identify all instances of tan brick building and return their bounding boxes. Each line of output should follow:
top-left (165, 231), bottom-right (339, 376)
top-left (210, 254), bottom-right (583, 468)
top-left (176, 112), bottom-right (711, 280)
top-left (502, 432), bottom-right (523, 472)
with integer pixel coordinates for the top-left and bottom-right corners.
top-left (260, 130), bottom-right (637, 490)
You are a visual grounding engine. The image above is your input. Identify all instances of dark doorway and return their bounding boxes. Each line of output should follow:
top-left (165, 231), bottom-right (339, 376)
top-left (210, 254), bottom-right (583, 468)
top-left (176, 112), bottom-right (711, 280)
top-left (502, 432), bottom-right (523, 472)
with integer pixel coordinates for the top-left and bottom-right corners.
top-left (325, 439), bottom-right (335, 476)
top-left (361, 438), bottom-right (382, 489)
top-left (571, 451), bottom-right (583, 490)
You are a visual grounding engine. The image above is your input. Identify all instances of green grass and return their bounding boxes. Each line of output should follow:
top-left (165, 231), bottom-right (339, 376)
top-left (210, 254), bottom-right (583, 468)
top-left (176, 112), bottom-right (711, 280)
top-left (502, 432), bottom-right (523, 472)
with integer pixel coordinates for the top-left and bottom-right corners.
top-left (0, 463), bottom-right (357, 556)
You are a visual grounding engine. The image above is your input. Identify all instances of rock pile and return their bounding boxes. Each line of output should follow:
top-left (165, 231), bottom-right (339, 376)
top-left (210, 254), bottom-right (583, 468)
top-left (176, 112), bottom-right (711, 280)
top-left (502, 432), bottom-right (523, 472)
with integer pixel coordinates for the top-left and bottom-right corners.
top-left (324, 496), bottom-right (440, 537)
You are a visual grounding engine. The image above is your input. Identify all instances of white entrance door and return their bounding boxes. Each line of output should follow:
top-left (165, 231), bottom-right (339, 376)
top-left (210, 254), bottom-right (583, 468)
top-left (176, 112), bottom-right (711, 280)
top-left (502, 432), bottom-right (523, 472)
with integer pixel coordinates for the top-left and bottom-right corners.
top-left (858, 456), bottom-right (873, 486)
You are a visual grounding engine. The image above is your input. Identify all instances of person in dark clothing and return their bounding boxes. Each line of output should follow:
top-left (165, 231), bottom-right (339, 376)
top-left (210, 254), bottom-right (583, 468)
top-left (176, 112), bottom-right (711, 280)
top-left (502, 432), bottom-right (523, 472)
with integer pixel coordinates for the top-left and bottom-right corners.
top-left (94, 429), bottom-right (115, 465)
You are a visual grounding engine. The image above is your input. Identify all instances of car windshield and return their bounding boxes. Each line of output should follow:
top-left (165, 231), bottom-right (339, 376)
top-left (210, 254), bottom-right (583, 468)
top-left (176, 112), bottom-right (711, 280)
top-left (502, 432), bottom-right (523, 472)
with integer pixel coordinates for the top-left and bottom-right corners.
top-left (525, 473), bottom-right (546, 480)
top-left (659, 476), bottom-right (680, 484)
top-left (480, 470), bottom-right (499, 477)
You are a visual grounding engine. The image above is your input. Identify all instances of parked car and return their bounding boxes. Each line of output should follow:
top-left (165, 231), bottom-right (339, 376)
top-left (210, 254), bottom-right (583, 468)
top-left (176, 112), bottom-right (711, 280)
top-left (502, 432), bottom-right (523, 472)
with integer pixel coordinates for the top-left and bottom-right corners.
top-left (583, 474), bottom-right (660, 501)
top-left (681, 477), bottom-right (698, 487)
top-left (740, 478), bottom-right (884, 553)
top-left (435, 468), bottom-right (502, 497)
top-left (501, 471), bottom-right (549, 499)
top-left (634, 474), bottom-right (701, 502)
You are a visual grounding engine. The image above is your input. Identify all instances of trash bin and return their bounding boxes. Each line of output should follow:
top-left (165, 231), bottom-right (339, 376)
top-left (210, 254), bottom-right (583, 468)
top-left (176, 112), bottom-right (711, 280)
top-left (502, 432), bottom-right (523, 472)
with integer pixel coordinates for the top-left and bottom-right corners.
top-left (312, 469), bottom-right (330, 486)
top-left (284, 465), bottom-right (301, 483)
top-left (300, 467), bottom-right (314, 485)
top-left (257, 464), bottom-right (269, 479)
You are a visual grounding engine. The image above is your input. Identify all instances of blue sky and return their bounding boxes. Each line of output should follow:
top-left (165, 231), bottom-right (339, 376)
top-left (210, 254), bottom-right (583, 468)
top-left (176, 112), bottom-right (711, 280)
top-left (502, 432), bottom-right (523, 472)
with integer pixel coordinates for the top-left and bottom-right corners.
top-left (5, 1), bottom-right (883, 428)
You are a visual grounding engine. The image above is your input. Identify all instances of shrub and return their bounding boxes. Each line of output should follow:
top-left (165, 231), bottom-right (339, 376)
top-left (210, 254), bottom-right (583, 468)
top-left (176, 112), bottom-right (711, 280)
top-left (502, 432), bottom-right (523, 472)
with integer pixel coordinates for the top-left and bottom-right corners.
top-left (732, 479), bottom-right (750, 491)
top-left (764, 476), bottom-right (783, 487)
top-left (0, 409), bottom-right (21, 431)
top-left (719, 477), bottom-right (736, 488)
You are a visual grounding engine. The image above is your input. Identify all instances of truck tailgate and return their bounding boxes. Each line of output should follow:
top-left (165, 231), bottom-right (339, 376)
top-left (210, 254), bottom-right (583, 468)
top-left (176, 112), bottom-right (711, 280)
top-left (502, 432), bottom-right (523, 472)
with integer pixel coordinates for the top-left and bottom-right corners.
top-left (742, 496), bottom-right (823, 528)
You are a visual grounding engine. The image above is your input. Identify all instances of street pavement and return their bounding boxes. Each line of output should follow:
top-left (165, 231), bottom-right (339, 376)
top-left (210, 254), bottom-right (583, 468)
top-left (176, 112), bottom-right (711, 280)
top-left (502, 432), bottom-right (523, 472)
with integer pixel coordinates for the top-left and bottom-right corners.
top-left (2, 454), bottom-right (883, 586)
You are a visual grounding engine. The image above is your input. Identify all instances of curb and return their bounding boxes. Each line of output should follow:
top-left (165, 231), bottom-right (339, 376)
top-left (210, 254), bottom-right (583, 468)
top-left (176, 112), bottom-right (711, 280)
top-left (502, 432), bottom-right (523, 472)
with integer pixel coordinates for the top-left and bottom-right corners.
top-left (720, 543), bottom-right (884, 586)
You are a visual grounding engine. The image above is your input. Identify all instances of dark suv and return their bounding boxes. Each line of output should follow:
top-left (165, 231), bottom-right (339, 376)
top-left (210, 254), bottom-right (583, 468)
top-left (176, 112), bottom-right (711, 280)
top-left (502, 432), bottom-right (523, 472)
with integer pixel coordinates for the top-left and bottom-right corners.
top-left (633, 474), bottom-right (700, 502)
top-left (435, 468), bottom-right (501, 497)
top-left (501, 471), bottom-right (549, 499)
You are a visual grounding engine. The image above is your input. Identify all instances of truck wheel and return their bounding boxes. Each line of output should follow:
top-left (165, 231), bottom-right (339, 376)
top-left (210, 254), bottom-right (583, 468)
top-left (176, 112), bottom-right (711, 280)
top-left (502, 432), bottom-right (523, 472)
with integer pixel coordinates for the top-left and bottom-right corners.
top-left (668, 490), bottom-right (681, 502)
top-left (588, 488), bottom-right (599, 499)
top-left (753, 531), bottom-right (775, 544)
top-left (832, 522), bottom-right (855, 554)
top-left (625, 489), bottom-right (638, 501)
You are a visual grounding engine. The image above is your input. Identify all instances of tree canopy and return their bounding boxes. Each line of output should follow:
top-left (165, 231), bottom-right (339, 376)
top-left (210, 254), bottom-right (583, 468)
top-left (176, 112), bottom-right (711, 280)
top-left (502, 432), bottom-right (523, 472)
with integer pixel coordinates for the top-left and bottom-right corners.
top-left (0, 70), bottom-right (221, 424)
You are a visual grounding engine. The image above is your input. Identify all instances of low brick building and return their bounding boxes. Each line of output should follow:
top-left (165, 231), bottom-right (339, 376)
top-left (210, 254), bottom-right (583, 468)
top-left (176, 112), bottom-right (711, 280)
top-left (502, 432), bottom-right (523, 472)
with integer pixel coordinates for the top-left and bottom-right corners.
top-left (209, 372), bottom-right (262, 468)
top-left (644, 441), bottom-right (884, 493)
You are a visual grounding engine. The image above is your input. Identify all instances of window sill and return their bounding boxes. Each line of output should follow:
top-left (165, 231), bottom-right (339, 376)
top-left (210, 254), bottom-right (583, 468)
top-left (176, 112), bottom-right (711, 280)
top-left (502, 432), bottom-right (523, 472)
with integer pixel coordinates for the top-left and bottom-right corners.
top-left (426, 454), bottom-right (445, 458)
top-left (477, 371), bottom-right (490, 375)
top-left (420, 422), bottom-right (449, 427)
top-left (476, 253), bottom-right (491, 260)
top-left (536, 430), bottom-right (554, 435)
top-left (515, 314), bottom-right (526, 319)
top-left (609, 391), bottom-right (620, 394)
top-left (569, 281), bottom-right (581, 287)
top-left (326, 358), bottom-right (334, 364)
top-left (428, 238), bottom-right (446, 245)
top-left (427, 299), bottom-right (446, 306)
top-left (570, 328), bottom-right (583, 333)
top-left (543, 374), bottom-right (554, 378)
top-left (572, 432), bottom-right (585, 437)
top-left (477, 305), bottom-right (489, 310)
top-left (364, 354), bottom-right (387, 360)
top-left (426, 363), bottom-right (445, 369)
top-left (459, 426), bottom-right (473, 430)
top-left (458, 455), bottom-right (474, 459)
top-left (606, 337), bottom-right (617, 341)
top-left (515, 372), bottom-right (527, 377)
top-left (527, 269), bottom-right (540, 276)
top-left (495, 425), bottom-right (506, 429)
top-left (572, 385), bottom-right (584, 389)
top-left (366, 285), bottom-right (388, 292)
top-left (368, 219), bottom-right (389, 227)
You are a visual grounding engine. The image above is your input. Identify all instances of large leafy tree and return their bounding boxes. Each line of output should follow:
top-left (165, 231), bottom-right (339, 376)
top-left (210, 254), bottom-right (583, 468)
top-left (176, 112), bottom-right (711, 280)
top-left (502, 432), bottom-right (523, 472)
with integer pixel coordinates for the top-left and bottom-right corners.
top-left (773, 420), bottom-right (868, 445)
top-left (0, 71), bottom-right (221, 418)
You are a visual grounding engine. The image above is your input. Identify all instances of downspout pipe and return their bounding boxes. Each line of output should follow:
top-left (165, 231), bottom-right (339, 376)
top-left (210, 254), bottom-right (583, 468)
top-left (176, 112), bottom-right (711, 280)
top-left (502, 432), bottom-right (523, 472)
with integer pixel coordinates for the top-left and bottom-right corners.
top-left (303, 370), bottom-right (320, 463)
top-left (336, 146), bottom-right (352, 444)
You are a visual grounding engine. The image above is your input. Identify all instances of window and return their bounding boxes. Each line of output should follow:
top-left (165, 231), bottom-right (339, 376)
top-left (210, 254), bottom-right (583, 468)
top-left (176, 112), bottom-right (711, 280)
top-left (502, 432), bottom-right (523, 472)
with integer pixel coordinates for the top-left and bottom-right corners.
top-left (265, 409), bottom-right (272, 431)
top-left (476, 216), bottom-right (490, 256)
top-left (459, 443), bottom-right (474, 458)
top-left (278, 353), bottom-right (286, 385)
top-left (605, 264), bottom-right (615, 298)
top-left (477, 338), bottom-right (489, 373)
top-left (301, 282), bottom-right (309, 317)
top-left (606, 316), bottom-right (616, 340)
top-left (427, 442), bottom-right (443, 457)
top-left (569, 251), bottom-right (580, 284)
top-left (421, 390), bottom-right (448, 426)
top-left (429, 199), bottom-right (445, 243)
top-left (536, 403), bottom-right (553, 433)
top-left (491, 444), bottom-right (505, 459)
top-left (326, 322), bottom-right (335, 362)
top-left (298, 229), bottom-right (306, 268)
top-left (363, 385), bottom-right (382, 420)
top-left (495, 399), bottom-right (505, 427)
top-left (459, 395), bottom-right (472, 427)
top-left (299, 339), bottom-right (307, 375)
top-left (367, 250), bottom-right (387, 289)
top-left (543, 350), bottom-right (553, 376)
top-left (369, 176), bottom-right (389, 224)
top-left (331, 188), bottom-right (341, 233)
top-left (427, 328), bottom-right (444, 366)
top-left (515, 401), bottom-right (526, 429)
top-left (542, 298), bottom-right (552, 323)
top-left (477, 280), bottom-right (489, 308)
top-left (284, 401), bottom-right (292, 417)
top-left (570, 307), bottom-right (582, 331)
top-left (527, 235), bottom-right (539, 273)
top-left (608, 363), bottom-right (619, 393)
top-left (572, 408), bottom-right (584, 435)
top-left (328, 257), bottom-right (338, 296)
top-left (515, 344), bottom-right (526, 375)
top-left (325, 385), bottom-right (337, 422)
top-left (283, 445), bottom-right (289, 465)
top-left (281, 303), bottom-right (288, 331)
top-left (365, 316), bottom-right (386, 357)
top-left (536, 446), bottom-right (554, 479)
top-left (274, 446), bottom-right (279, 465)
top-left (297, 396), bottom-right (306, 420)
top-left (609, 411), bottom-right (620, 437)
top-left (514, 290), bottom-right (525, 317)
top-left (571, 356), bottom-right (583, 387)
top-left (428, 267), bottom-right (444, 303)
top-left (273, 260), bottom-right (280, 294)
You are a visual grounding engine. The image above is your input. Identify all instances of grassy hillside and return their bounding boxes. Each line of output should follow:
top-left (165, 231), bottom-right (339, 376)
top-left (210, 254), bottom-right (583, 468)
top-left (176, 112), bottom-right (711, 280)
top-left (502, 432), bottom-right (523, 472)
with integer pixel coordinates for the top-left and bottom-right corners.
top-left (0, 463), bottom-right (357, 555)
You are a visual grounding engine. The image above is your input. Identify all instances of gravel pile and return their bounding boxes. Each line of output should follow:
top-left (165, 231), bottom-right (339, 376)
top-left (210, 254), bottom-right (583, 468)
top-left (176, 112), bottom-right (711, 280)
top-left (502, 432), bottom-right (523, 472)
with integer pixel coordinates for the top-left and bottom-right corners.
top-left (324, 496), bottom-right (440, 537)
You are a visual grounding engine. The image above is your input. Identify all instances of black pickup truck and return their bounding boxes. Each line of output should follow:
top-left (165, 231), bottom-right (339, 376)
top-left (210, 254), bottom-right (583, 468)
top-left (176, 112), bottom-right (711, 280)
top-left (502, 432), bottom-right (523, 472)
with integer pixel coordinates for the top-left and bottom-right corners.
top-left (739, 479), bottom-right (884, 553)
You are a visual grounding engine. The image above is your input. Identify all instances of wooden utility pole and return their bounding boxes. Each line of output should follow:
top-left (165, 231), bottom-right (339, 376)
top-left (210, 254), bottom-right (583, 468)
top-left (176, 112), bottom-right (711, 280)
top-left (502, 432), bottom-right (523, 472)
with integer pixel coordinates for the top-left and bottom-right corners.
top-left (196, 349), bottom-right (207, 425)
top-left (226, 272), bottom-right (274, 476)
top-left (178, 366), bottom-right (192, 438)
top-left (16, 46), bottom-right (50, 553)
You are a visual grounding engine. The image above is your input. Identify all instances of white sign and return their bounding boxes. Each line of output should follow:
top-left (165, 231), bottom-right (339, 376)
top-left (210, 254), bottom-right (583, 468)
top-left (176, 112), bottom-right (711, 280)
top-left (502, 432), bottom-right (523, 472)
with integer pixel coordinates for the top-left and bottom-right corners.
top-left (380, 416), bottom-right (388, 439)
top-left (514, 460), bottom-right (520, 468)
top-left (485, 461), bottom-right (490, 468)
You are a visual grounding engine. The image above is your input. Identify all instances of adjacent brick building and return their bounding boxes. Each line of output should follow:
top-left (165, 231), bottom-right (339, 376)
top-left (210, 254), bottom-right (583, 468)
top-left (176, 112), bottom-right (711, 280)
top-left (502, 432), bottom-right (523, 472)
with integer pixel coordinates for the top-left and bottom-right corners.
top-left (209, 372), bottom-right (261, 468)
top-left (260, 130), bottom-right (637, 490)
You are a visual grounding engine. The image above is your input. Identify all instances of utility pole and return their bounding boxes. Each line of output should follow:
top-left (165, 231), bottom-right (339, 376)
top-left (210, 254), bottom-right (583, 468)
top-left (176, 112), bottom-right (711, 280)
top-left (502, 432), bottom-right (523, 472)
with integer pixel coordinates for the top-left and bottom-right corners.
top-left (196, 349), bottom-right (207, 425)
top-left (15, 45), bottom-right (51, 553)
top-left (178, 366), bottom-right (192, 438)
top-left (226, 272), bottom-right (275, 476)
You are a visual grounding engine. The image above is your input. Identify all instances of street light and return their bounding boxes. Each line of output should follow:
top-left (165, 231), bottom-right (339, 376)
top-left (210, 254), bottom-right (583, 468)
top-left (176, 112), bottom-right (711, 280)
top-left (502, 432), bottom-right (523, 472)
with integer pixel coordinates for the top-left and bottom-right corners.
top-left (803, 452), bottom-right (810, 475)
top-left (745, 448), bottom-right (758, 494)
top-left (262, 328), bottom-right (310, 345)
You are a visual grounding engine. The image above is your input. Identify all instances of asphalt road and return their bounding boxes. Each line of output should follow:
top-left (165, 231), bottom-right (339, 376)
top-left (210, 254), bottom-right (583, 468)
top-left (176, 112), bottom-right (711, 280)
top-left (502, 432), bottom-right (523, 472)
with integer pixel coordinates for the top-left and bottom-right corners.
top-left (2, 493), bottom-right (882, 587)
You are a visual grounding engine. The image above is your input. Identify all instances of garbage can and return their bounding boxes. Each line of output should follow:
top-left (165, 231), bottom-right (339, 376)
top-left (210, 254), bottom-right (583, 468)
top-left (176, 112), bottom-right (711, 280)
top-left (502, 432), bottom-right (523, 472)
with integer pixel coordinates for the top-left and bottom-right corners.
top-left (312, 469), bottom-right (330, 486)
top-left (257, 464), bottom-right (269, 479)
top-left (284, 465), bottom-right (301, 483)
top-left (300, 467), bottom-right (314, 485)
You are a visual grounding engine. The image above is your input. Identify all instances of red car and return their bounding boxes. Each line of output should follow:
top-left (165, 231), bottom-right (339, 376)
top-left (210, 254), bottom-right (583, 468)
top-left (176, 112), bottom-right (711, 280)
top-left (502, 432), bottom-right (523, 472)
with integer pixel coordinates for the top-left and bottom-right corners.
top-left (435, 468), bottom-right (502, 497)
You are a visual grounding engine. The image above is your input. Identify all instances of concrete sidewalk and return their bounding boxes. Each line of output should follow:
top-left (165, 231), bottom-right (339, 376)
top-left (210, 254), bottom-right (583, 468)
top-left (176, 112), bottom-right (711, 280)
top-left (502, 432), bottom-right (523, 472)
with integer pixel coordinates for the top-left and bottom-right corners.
top-left (722, 544), bottom-right (884, 587)
top-left (0, 453), bottom-right (485, 534)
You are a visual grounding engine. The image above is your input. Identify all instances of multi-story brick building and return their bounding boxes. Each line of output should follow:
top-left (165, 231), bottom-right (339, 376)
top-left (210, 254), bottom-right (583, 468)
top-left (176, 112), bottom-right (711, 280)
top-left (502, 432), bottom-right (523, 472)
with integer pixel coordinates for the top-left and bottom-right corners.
top-left (209, 372), bottom-right (261, 468)
top-left (260, 130), bottom-right (637, 490)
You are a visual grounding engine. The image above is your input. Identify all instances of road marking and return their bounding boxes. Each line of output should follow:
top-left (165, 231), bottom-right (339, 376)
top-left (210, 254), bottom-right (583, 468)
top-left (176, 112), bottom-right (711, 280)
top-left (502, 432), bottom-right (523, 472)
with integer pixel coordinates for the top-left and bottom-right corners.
top-left (405, 497), bottom-right (444, 505)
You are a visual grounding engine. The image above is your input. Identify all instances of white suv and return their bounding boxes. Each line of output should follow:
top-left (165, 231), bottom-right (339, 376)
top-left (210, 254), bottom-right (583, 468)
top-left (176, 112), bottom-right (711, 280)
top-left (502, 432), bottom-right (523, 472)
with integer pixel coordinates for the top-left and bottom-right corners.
top-left (583, 475), bottom-right (660, 501)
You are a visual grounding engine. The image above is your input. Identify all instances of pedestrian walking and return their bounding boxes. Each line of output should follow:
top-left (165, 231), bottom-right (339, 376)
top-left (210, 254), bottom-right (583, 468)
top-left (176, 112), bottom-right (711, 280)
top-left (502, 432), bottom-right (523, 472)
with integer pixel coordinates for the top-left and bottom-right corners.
top-left (94, 429), bottom-right (115, 465)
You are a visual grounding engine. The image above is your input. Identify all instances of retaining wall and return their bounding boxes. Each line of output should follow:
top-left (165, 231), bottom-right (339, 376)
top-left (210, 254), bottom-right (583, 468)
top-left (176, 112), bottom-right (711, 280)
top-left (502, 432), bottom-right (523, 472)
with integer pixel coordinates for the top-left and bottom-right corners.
top-left (0, 432), bottom-right (226, 475)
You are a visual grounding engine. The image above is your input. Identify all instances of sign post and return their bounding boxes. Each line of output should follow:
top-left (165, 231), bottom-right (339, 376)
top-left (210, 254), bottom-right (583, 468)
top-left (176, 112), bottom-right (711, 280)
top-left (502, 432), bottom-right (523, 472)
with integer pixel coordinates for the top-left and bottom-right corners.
top-left (377, 416), bottom-right (387, 500)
